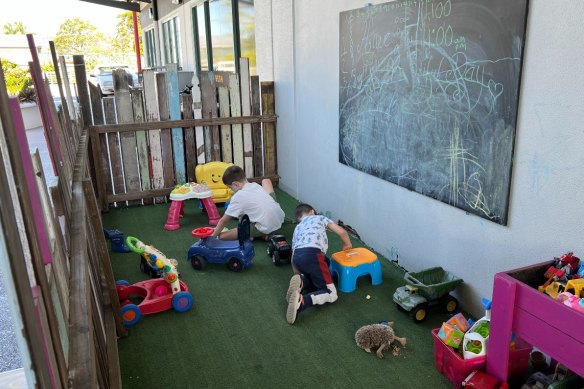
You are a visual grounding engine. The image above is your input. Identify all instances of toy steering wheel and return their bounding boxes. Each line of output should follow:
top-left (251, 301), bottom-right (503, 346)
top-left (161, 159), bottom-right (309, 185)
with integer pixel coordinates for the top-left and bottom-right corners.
top-left (192, 227), bottom-right (215, 238)
top-left (126, 236), bottom-right (145, 254)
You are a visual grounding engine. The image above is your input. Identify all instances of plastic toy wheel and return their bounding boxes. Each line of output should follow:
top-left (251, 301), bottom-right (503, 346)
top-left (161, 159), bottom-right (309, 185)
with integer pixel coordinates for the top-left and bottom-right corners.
top-left (121, 304), bottom-right (141, 326)
top-left (272, 251), bottom-right (281, 266)
top-left (125, 236), bottom-right (144, 254)
top-left (139, 257), bottom-right (148, 274)
top-left (227, 258), bottom-right (244, 272)
top-left (267, 243), bottom-right (275, 257)
top-left (190, 255), bottom-right (206, 271)
top-left (172, 291), bottom-right (194, 312)
top-left (192, 227), bottom-right (215, 238)
top-left (441, 294), bottom-right (459, 313)
top-left (410, 303), bottom-right (428, 323)
top-left (115, 280), bottom-right (130, 286)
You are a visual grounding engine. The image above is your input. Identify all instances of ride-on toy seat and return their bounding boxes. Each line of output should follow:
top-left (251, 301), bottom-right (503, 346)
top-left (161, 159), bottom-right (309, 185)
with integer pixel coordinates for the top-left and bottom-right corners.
top-left (195, 161), bottom-right (234, 203)
top-left (330, 248), bottom-right (382, 293)
top-left (187, 214), bottom-right (255, 272)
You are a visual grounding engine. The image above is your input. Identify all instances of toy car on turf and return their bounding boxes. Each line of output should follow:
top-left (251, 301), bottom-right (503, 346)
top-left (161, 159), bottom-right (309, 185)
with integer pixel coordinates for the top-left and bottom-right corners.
top-left (266, 235), bottom-right (292, 266)
top-left (116, 279), bottom-right (193, 326)
top-left (187, 214), bottom-right (255, 272)
top-left (393, 267), bottom-right (463, 323)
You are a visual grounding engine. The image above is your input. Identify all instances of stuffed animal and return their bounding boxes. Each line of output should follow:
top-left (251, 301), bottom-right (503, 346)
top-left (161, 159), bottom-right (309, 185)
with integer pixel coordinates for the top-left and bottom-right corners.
top-left (355, 322), bottom-right (407, 358)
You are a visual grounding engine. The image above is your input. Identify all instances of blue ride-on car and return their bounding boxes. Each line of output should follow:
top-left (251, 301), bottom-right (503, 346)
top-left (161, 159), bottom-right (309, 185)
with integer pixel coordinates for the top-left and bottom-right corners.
top-left (187, 214), bottom-right (255, 272)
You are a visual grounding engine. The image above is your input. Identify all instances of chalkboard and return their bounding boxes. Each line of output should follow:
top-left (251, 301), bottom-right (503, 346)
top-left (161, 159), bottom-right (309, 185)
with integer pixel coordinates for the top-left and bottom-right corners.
top-left (339, 0), bottom-right (529, 225)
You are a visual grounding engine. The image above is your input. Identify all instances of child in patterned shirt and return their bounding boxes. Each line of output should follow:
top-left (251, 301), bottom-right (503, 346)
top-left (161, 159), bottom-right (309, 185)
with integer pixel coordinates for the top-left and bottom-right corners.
top-left (286, 203), bottom-right (352, 324)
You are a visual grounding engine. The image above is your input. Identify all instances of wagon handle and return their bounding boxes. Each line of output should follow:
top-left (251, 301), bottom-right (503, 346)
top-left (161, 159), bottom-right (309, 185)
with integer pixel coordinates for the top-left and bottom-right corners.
top-left (403, 272), bottom-right (422, 286)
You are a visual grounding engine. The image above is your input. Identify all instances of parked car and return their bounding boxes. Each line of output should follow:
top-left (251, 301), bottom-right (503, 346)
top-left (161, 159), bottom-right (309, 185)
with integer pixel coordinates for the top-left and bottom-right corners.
top-left (88, 64), bottom-right (139, 96)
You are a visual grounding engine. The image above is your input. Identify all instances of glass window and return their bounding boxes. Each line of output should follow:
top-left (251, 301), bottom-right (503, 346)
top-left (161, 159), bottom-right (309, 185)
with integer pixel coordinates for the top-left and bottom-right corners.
top-left (162, 16), bottom-right (181, 66)
top-left (145, 29), bottom-right (157, 67)
top-left (196, 5), bottom-right (209, 71)
top-left (239, 0), bottom-right (256, 75)
top-left (209, 0), bottom-right (235, 72)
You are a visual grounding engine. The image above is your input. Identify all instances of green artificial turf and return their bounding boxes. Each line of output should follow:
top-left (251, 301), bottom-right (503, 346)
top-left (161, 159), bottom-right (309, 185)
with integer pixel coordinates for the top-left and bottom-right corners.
top-left (102, 189), bottom-right (452, 388)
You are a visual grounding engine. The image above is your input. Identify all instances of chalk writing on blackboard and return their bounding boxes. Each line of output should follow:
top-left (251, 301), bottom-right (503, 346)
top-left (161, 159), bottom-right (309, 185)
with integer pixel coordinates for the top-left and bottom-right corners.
top-left (339, 0), bottom-right (529, 225)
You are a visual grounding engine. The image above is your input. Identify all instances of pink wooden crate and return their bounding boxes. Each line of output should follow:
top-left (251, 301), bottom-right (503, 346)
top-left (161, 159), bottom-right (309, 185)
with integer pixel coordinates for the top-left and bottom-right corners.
top-left (487, 261), bottom-right (584, 383)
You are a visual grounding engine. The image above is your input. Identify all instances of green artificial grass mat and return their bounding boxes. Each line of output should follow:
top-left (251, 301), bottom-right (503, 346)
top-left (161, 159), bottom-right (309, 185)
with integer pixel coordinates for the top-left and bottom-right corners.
top-left (103, 189), bottom-right (452, 388)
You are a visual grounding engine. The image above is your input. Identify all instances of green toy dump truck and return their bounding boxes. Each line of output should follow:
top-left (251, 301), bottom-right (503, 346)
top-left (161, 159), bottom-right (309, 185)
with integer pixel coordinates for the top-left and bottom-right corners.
top-left (393, 267), bottom-right (463, 323)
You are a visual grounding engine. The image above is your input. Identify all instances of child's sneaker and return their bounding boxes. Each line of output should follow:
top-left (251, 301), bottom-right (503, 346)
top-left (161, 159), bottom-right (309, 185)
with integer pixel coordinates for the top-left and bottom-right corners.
top-left (286, 274), bottom-right (302, 302)
top-left (286, 290), bottom-right (303, 324)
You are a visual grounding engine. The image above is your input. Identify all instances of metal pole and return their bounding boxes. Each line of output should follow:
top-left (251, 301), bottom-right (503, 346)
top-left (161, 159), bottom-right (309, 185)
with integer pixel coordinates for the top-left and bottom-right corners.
top-left (133, 11), bottom-right (142, 72)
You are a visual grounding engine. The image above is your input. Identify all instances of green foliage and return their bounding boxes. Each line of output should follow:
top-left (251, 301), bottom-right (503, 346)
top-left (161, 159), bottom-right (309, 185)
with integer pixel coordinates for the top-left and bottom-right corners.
top-left (3, 22), bottom-right (27, 34)
top-left (110, 12), bottom-right (143, 64)
top-left (54, 18), bottom-right (108, 67)
top-left (52, 15), bottom-right (141, 69)
top-left (41, 62), bottom-right (55, 72)
top-left (1, 59), bottom-right (35, 102)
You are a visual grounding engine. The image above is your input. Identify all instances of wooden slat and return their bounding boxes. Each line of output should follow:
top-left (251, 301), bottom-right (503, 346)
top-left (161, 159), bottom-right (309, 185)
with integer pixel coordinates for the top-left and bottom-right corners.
top-left (218, 86), bottom-right (233, 162)
top-left (48, 42), bottom-right (71, 122)
top-left (142, 69), bottom-right (165, 201)
top-left (156, 72), bottom-right (175, 188)
top-left (0, 114), bottom-right (54, 387)
top-left (192, 73), bottom-right (206, 164)
top-left (68, 127), bottom-right (97, 389)
top-left (1, 72), bottom-right (67, 387)
top-left (106, 175), bottom-right (279, 203)
top-left (250, 75), bottom-right (263, 176)
top-left (229, 73), bottom-right (244, 167)
top-left (89, 82), bottom-right (111, 211)
top-left (181, 94), bottom-right (197, 181)
top-left (103, 97), bottom-right (126, 197)
top-left (114, 69), bottom-right (141, 204)
top-left (27, 57), bottom-right (62, 177)
top-left (166, 64), bottom-right (186, 183)
top-left (9, 98), bottom-right (53, 266)
top-left (239, 58), bottom-right (254, 177)
top-left (32, 151), bottom-right (70, 318)
top-left (261, 81), bottom-right (277, 176)
top-left (131, 90), bottom-right (152, 205)
top-left (90, 115), bottom-right (278, 133)
top-left (200, 71), bottom-right (220, 161)
top-left (59, 56), bottom-right (76, 122)
top-left (43, 77), bottom-right (73, 182)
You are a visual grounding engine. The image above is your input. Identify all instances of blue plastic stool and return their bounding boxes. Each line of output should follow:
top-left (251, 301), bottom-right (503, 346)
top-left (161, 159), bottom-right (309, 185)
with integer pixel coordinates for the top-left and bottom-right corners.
top-left (330, 248), bottom-right (382, 293)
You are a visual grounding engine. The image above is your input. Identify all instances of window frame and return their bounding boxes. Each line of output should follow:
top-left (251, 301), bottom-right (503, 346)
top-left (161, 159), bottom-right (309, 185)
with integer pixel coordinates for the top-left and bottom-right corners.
top-left (192, 0), bottom-right (252, 77)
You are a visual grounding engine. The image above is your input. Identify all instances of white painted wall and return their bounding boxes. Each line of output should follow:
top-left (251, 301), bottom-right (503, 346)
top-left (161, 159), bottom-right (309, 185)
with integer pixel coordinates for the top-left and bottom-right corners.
top-left (257, 0), bottom-right (584, 317)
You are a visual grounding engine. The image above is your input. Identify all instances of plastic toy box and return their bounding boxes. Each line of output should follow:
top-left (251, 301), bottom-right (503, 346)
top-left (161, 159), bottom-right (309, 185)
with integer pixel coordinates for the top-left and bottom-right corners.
top-left (432, 329), bottom-right (531, 388)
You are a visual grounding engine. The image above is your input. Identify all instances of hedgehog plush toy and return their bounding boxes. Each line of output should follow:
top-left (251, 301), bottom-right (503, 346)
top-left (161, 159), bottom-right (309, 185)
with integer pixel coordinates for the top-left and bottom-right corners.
top-left (355, 322), bottom-right (407, 358)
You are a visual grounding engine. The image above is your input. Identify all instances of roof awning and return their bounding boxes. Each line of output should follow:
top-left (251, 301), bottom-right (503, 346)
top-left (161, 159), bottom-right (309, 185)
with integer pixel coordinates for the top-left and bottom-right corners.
top-left (78, 0), bottom-right (150, 12)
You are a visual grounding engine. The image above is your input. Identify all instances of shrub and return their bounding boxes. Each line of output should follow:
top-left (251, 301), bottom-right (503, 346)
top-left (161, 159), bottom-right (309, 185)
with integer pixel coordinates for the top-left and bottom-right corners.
top-left (1, 59), bottom-right (36, 103)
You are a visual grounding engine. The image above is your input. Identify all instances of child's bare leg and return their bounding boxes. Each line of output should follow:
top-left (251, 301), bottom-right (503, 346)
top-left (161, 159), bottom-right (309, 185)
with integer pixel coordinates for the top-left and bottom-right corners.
top-left (376, 343), bottom-right (387, 358)
top-left (262, 178), bottom-right (275, 194)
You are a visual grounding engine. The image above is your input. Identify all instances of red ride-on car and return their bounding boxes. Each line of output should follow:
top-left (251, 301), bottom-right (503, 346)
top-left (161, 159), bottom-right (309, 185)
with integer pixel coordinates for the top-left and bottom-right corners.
top-left (116, 279), bottom-right (193, 326)
top-left (117, 236), bottom-right (194, 326)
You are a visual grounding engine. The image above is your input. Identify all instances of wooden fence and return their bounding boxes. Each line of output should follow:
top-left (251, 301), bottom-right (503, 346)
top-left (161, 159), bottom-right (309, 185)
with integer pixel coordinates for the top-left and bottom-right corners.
top-left (85, 58), bottom-right (278, 211)
top-left (0, 35), bottom-right (123, 388)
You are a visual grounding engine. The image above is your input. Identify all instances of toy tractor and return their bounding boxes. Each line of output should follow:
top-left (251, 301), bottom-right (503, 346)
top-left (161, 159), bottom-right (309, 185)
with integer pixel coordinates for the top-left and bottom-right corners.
top-left (393, 267), bottom-right (463, 323)
top-left (266, 235), bottom-right (292, 266)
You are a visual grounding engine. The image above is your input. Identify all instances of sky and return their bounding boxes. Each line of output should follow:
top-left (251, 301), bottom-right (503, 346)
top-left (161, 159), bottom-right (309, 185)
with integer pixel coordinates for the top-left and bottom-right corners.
top-left (1, 0), bottom-right (128, 38)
